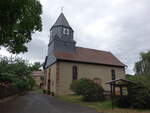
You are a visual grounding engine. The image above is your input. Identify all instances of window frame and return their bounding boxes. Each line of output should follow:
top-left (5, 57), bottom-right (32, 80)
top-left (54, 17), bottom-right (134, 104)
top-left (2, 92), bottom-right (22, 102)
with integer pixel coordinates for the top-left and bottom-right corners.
top-left (111, 69), bottom-right (116, 80)
top-left (72, 66), bottom-right (78, 80)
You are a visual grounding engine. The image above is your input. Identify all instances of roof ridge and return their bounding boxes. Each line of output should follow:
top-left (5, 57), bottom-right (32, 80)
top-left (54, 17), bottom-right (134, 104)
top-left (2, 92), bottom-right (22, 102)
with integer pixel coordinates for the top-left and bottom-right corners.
top-left (76, 46), bottom-right (110, 53)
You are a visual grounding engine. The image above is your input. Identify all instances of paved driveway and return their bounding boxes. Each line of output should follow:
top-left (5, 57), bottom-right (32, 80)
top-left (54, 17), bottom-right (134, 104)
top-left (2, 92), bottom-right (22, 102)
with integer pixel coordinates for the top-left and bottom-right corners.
top-left (0, 92), bottom-right (99, 113)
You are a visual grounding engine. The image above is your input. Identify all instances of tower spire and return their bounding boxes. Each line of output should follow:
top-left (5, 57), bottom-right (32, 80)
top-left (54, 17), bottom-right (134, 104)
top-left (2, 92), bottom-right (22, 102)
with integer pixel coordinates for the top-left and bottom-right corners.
top-left (51, 13), bottom-right (72, 30)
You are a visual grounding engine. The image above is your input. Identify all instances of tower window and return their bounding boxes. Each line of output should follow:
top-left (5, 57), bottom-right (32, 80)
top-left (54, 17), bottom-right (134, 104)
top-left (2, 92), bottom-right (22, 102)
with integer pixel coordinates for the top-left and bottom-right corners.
top-left (111, 69), bottom-right (116, 80)
top-left (63, 28), bottom-right (69, 35)
top-left (72, 66), bottom-right (78, 80)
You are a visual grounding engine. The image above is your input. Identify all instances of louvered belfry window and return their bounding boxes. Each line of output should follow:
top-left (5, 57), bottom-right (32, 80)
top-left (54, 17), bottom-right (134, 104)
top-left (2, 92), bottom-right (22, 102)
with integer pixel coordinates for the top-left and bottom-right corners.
top-left (72, 66), bottom-right (78, 80)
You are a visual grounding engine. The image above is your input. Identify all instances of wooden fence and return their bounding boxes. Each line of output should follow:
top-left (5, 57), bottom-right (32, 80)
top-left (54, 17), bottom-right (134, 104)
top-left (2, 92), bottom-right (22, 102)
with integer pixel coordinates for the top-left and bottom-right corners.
top-left (0, 84), bottom-right (18, 100)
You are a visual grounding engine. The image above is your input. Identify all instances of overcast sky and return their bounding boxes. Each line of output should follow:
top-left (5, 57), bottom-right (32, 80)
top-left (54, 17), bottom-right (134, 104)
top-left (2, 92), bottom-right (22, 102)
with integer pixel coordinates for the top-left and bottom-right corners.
top-left (1, 0), bottom-right (150, 74)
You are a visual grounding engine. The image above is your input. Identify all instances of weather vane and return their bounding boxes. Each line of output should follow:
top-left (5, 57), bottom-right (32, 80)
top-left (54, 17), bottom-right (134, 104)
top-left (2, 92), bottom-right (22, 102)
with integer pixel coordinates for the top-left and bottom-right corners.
top-left (61, 6), bottom-right (64, 13)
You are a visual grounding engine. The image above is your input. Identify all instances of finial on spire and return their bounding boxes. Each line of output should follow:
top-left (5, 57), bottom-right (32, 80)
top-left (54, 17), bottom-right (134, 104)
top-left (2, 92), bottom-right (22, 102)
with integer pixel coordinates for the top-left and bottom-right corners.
top-left (61, 6), bottom-right (64, 13)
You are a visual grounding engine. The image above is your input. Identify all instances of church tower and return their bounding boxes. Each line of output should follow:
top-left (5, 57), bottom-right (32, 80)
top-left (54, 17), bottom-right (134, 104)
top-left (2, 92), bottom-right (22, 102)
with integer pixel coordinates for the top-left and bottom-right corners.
top-left (45, 13), bottom-right (76, 68)
top-left (48, 13), bottom-right (76, 54)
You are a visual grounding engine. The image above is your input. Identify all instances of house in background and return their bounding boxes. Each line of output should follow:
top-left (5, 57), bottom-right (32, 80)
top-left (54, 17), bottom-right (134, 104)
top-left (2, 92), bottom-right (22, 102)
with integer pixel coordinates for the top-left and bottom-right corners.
top-left (32, 71), bottom-right (45, 88)
top-left (43, 13), bottom-right (126, 96)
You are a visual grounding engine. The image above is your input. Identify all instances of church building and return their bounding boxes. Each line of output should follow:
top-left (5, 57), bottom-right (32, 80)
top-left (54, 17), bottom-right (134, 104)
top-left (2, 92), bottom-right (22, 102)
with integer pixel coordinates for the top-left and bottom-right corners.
top-left (43, 13), bottom-right (126, 96)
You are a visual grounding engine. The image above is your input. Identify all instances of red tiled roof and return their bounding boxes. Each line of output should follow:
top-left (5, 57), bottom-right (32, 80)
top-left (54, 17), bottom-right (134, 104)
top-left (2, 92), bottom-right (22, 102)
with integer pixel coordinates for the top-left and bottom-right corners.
top-left (54, 47), bottom-right (126, 67)
top-left (32, 71), bottom-right (45, 77)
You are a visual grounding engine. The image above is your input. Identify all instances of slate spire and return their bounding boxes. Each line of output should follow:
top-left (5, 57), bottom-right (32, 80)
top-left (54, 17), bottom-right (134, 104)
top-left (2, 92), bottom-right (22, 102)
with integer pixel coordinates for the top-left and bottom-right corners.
top-left (52, 13), bottom-right (71, 28)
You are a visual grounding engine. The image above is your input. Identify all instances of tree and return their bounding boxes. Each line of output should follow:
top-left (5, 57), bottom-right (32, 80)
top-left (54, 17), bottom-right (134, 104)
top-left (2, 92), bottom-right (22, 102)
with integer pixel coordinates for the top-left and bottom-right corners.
top-left (0, 0), bottom-right (42, 54)
top-left (0, 56), bottom-right (36, 92)
top-left (0, 56), bottom-right (31, 78)
top-left (30, 62), bottom-right (41, 71)
top-left (135, 51), bottom-right (150, 75)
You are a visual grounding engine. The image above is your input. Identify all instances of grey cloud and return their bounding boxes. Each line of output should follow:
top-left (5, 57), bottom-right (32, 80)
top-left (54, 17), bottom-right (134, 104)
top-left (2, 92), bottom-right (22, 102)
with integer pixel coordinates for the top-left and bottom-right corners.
top-left (20, 0), bottom-right (150, 74)
top-left (1, 0), bottom-right (150, 74)
top-left (20, 38), bottom-right (47, 63)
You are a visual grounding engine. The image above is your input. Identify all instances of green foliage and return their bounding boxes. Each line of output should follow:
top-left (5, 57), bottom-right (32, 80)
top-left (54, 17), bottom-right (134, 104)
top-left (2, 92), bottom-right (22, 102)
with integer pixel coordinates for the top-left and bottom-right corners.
top-left (118, 75), bottom-right (150, 109)
top-left (0, 0), bottom-right (42, 54)
top-left (59, 95), bottom-right (113, 111)
top-left (0, 73), bottom-right (14, 83)
top-left (135, 51), bottom-right (150, 75)
top-left (0, 56), bottom-right (31, 77)
top-left (70, 78), bottom-right (104, 101)
top-left (115, 96), bottom-right (131, 108)
top-left (26, 75), bottom-right (36, 90)
top-left (30, 62), bottom-right (41, 71)
top-left (15, 79), bottom-right (29, 92)
top-left (127, 75), bottom-right (150, 90)
top-left (43, 89), bottom-right (46, 94)
top-left (128, 76), bottom-right (150, 109)
top-left (130, 84), bottom-right (150, 109)
top-left (47, 90), bottom-right (51, 95)
top-left (0, 56), bottom-right (36, 93)
top-left (130, 50), bottom-right (150, 109)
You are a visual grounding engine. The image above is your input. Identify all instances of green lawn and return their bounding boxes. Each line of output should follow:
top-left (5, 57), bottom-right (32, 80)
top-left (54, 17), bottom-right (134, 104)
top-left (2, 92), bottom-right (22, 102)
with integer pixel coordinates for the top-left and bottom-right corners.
top-left (58, 94), bottom-right (150, 113)
top-left (33, 87), bottom-right (43, 94)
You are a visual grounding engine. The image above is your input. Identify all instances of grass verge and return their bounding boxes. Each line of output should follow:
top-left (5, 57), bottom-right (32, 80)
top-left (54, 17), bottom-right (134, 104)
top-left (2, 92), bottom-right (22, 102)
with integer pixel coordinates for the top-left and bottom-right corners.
top-left (58, 94), bottom-right (150, 113)
top-left (33, 87), bottom-right (43, 94)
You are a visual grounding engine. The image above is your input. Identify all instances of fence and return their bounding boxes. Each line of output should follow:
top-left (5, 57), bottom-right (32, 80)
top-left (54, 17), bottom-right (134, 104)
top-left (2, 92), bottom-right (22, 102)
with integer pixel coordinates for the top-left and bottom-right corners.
top-left (0, 85), bottom-right (18, 100)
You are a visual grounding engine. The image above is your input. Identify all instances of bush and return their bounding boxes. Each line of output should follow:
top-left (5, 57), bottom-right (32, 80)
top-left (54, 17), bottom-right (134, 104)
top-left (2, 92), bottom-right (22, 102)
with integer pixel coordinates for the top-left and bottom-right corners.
top-left (0, 73), bottom-right (14, 83)
top-left (115, 75), bottom-right (150, 109)
top-left (115, 96), bottom-right (131, 108)
top-left (26, 75), bottom-right (36, 90)
top-left (43, 89), bottom-right (46, 94)
top-left (129, 83), bottom-right (150, 109)
top-left (15, 79), bottom-right (29, 93)
top-left (47, 90), bottom-right (51, 95)
top-left (128, 75), bottom-right (150, 109)
top-left (70, 78), bottom-right (104, 101)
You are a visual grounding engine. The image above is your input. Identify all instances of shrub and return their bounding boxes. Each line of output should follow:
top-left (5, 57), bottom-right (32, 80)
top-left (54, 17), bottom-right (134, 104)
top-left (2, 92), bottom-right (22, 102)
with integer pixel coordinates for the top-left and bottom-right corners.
top-left (115, 75), bottom-right (150, 109)
top-left (115, 96), bottom-right (131, 108)
top-left (70, 78), bottom-right (104, 101)
top-left (43, 89), bottom-right (46, 94)
top-left (15, 79), bottom-right (29, 93)
top-left (0, 73), bottom-right (14, 83)
top-left (129, 83), bottom-right (150, 109)
top-left (47, 90), bottom-right (51, 95)
top-left (127, 75), bottom-right (150, 109)
top-left (26, 75), bottom-right (36, 90)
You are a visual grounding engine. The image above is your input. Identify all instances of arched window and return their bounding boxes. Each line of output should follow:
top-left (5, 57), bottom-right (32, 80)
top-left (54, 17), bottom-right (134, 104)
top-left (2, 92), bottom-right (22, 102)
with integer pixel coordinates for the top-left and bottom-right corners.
top-left (111, 69), bottom-right (116, 80)
top-left (72, 66), bottom-right (78, 80)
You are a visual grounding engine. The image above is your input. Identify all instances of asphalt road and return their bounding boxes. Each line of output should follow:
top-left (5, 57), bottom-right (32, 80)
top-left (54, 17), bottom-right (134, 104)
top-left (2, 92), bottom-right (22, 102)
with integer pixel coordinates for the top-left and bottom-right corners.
top-left (0, 92), bottom-right (99, 113)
